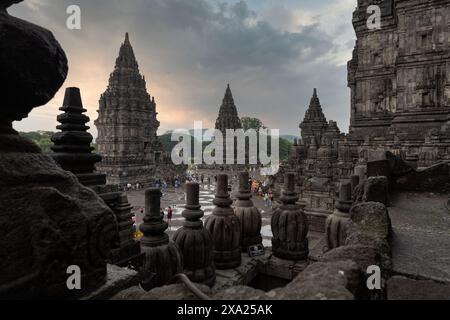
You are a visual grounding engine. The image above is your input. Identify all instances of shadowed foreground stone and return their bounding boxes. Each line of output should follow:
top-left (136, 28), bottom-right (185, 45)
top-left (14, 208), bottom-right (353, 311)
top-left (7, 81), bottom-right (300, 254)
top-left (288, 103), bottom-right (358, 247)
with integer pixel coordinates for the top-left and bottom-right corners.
top-left (387, 276), bottom-right (450, 300)
top-left (112, 283), bottom-right (211, 300)
top-left (363, 176), bottom-right (389, 205)
top-left (0, 1), bottom-right (117, 299)
top-left (0, 153), bottom-right (118, 298)
top-left (0, 1), bottom-right (68, 122)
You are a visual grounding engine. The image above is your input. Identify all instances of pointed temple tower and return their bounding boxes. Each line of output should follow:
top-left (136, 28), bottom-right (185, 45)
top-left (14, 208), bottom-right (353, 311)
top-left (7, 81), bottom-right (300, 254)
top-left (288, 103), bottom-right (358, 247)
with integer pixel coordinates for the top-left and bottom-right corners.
top-left (95, 33), bottom-right (163, 185)
top-left (214, 84), bottom-right (243, 166)
top-left (215, 84), bottom-right (242, 133)
top-left (300, 88), bottom-right (328, 148)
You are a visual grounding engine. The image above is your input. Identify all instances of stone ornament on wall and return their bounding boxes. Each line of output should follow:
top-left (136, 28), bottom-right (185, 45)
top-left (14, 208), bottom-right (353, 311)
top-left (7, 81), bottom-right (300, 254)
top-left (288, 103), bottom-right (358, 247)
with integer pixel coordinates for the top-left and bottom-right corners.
top-left (0, 0), bottom-right (118, 299)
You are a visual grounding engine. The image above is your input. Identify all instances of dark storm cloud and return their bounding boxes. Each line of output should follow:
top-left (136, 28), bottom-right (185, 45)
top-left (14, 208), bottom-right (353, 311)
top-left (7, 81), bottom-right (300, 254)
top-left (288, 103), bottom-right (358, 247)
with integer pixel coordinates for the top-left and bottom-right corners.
top-left (10, 0), bottom-right (355, 136)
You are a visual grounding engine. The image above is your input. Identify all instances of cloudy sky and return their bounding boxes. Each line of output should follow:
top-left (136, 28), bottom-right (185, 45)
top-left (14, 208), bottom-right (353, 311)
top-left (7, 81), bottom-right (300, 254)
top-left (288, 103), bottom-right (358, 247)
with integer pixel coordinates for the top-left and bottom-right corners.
top-left (10, 0), bottom-right (357, 137)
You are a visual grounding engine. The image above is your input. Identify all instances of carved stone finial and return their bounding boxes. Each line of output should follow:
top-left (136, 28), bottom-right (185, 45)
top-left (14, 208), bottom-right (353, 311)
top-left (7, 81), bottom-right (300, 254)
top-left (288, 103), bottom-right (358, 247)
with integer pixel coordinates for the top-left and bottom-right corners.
top-left (139, 188), bottom-right (183, 290)
top-left (271, 173), bottom-right (309, 261)
top-left (234, 172), bottom-right (262, 251)
top-left (205, 174), bottom-right (242, 269)
top-left (173, 183), bottom-right (216, 286)
top-left (51, 87), bottom-right (106, 187)
top-left (325, 182), bottom-right (352, 252)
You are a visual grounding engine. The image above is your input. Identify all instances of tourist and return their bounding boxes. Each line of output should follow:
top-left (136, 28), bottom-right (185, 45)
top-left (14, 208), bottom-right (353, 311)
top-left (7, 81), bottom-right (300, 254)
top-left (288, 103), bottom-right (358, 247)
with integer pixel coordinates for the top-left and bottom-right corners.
top-left (264, 193), bottom-right (269, 207)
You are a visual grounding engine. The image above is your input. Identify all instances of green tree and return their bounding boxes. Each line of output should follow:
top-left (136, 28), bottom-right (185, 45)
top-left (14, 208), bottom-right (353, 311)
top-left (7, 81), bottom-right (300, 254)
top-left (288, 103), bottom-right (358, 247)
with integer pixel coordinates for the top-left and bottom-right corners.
top-left (279, 137), bottom-right (293, 161)
top-left (241, 117), bottom-right (266, 131)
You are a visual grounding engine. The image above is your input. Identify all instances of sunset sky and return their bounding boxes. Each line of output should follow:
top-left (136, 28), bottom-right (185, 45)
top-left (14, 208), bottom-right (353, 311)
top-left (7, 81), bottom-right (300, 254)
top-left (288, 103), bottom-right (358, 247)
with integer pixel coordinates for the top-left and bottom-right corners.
top-left (10, 0), bottom-right (357, 138)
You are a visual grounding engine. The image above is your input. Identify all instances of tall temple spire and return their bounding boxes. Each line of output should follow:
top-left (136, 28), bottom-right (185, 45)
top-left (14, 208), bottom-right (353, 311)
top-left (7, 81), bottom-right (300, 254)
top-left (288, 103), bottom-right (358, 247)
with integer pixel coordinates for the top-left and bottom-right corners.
top-left (95, 33), bottom-right (162, 185)
top-left (300, 88), bottom-right (329, 146)
top-left (215, 84), bottom-right (242, 133)
top-left (115, 32), bottom-right (139, 71)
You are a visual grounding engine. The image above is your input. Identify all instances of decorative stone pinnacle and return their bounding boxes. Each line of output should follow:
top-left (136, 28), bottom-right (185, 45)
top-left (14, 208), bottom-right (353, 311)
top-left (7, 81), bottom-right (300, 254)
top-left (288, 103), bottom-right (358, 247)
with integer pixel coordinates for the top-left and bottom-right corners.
top-left (51, 87), bottom-right (105, 186)
top-left (238, 171), bottom-right (250, 194)
top-left (336, 182), bottom-right (352, 213)
top-left (281, 173), bottom-right (299, 204)
top-left (183, 182), bottom-right (204, 224)
top-left (213, 174), bottom-right (233, 207)
top-left (140, 188), bottom-right (169, 243)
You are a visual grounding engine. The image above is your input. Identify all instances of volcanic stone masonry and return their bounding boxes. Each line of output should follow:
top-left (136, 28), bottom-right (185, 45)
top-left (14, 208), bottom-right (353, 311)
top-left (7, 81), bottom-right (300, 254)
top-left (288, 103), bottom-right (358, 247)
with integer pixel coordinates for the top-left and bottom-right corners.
top-left (0, 0), bottom-right (118, 298)
top-left (205, 174), bottom-right (242, 269)
top-left (233, 171), bottom-right (263, 252)
top-left (139, 188), bottom-right (183, 290)
top-left (173, 183), bottom-right (216, 287)
top-left (271, 173), bottom-right (309, 261)
top-left (95, 33), bottom-right (164, 186)
top-left (51, 87), bottom-right (106, 187)
top-left (284, 0), bottom-right (450, 221)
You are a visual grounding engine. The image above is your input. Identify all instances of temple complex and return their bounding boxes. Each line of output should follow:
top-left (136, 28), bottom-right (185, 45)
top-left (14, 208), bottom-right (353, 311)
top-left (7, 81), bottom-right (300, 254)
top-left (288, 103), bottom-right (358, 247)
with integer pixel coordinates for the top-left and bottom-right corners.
top-left (95, 33), bottom-right (164, 186)
top-left (285, 0), bottom-right (450, 229)
top-left (2, 0), bottom-right (450, 303)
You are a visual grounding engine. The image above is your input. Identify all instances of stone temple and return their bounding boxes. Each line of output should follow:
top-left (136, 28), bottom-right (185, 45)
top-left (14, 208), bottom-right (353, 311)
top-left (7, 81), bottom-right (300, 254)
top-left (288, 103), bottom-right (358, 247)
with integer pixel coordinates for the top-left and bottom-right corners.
top-left (95, 33), bottom-right (164, 186)
top-left (3, 0), bottom-right (450, 302)
top-left (347, 0), bottom-right (450, 165)
top-left (215, 84), bottom-right (243, 135)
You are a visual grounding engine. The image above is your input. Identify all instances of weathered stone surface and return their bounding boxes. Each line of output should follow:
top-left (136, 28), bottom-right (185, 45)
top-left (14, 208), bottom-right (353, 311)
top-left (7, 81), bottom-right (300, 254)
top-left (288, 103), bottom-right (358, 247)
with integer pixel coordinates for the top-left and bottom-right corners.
top-left (141, 283), bottom-right (211, 300)
top-left (386, 152), bottom-right (414, 178)
top-left (346, 202), bottom-right (392, 268)
top-left (367, 160), bottom-right (390, 179)
top-left (387, 276), bottom-right (450, 300)
top-left (0, 153), bottom-right (118, 299)
top-left (82, 264), bottom-right (140, 300)
top-left (0, 2), bottom-right (68, 122)
top-left (363, 176), bottom-right (389, 205)
top-left (396, 163), bottom-right (450, 194)
top-left (321, 245), bottom-right (381, 274)
top-left (214, 285), bottom-right (267, 300)
top-left (110, 286), bottom-right (146, 300)
top-left (273, 260), bottom-right (360, 300)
